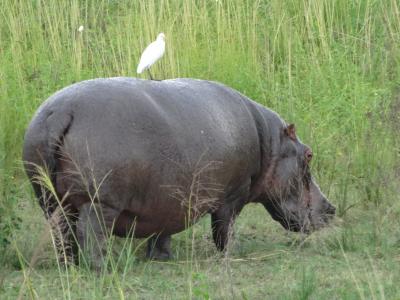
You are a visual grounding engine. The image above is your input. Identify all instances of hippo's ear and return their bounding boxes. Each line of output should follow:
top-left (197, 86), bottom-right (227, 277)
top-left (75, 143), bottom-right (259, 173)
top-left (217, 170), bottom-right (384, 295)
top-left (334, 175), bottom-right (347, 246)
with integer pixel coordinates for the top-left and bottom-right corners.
top-left (284, 124), bottom-right (296, 141)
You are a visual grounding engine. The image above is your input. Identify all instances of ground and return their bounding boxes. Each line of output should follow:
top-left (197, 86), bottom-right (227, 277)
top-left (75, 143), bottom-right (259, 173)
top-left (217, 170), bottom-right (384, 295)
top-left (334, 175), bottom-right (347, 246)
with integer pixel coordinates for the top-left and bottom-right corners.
top-left (1, 191), bottom-right (400, 299)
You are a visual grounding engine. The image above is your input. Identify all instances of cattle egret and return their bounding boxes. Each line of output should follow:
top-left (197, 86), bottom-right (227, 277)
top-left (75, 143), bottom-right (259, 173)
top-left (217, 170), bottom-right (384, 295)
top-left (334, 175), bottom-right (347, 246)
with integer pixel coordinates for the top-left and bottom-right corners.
top-left (78, 25), bottom-right (84, 33)
top-left (137, 33), bottom-right (165, 80)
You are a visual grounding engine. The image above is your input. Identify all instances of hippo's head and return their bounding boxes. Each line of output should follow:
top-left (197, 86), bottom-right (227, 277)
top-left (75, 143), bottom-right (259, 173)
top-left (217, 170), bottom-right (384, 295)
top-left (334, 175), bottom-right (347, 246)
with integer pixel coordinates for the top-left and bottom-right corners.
top-left (260, 124), bottom-right (335, 232)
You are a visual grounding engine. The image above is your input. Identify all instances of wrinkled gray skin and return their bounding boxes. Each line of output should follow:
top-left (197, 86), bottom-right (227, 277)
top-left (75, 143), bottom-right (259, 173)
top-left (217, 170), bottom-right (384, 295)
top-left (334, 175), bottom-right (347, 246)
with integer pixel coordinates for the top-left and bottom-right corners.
top-left (23, 78), bottom-right (335, 267)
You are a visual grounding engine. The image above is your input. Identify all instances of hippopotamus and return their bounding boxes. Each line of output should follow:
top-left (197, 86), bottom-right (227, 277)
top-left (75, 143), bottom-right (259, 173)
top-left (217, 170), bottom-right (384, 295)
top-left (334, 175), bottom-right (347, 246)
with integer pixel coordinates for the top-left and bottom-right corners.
top-left (23, 77), bottom-right (335, 266)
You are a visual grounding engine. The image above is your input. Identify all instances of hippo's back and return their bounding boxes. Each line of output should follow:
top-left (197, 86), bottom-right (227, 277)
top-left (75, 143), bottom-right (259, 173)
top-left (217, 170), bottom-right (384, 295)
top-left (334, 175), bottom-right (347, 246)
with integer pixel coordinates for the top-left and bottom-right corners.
top-left (35, 77), bottom-right (260, 171)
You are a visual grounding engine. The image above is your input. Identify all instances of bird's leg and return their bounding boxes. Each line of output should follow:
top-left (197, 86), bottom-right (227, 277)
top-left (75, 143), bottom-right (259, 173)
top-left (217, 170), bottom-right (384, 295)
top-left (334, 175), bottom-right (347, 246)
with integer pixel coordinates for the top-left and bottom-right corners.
top-left (147, 69), bottom-right (162, 81)
top-left (147, 69), bottom-right (154, 80)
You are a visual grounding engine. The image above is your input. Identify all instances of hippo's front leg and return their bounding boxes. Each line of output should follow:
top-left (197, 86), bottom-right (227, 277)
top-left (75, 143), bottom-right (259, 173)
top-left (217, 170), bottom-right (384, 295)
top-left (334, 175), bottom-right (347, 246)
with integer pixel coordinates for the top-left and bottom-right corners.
top-left (211, 208), bottom-right (240, 251)
top-left (211, 183), bottom-right (250, 251)
top-left (211, 191), bottom-right (247, 251)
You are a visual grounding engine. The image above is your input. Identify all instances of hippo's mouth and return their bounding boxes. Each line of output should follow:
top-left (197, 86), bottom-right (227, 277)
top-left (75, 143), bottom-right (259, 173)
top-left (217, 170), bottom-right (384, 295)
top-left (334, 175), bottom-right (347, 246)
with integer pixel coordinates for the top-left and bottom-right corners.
top-left (308, 210), bottom-right (335, 231)
top-left (286, 210), bottom-right (335, 233)
top-left (288, 222), bottom-right (311, 234)
top-left (321, 211), bottom-right (335, 225)
top-left (282, 218), bottom-right (310, 233)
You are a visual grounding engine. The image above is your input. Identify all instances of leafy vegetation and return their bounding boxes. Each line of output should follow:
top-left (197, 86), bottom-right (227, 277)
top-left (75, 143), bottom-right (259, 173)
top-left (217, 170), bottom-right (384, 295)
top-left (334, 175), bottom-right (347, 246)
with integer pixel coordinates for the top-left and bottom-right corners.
top-left (1, 0), bottom-right (399, 298)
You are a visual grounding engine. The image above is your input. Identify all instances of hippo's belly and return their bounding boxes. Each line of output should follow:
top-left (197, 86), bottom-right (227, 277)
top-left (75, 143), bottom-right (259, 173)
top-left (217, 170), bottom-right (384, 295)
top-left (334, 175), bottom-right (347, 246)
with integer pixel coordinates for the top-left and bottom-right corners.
top-left (113, 208), bottom-right (194, 238)
top-left (56, 141), bottom-right (236, 238)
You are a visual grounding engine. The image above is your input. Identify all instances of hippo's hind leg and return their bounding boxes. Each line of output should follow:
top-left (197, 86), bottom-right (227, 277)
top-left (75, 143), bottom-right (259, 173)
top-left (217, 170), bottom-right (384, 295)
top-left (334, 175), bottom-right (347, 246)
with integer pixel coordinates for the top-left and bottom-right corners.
top-left (146, 235), bottom-right (172, 260)
top-left (49, 203), bottom-right (79, 265)
top-left (76, 202), bottom-right (118, 270)
top-left (33, 183), bottom-right (79, 265)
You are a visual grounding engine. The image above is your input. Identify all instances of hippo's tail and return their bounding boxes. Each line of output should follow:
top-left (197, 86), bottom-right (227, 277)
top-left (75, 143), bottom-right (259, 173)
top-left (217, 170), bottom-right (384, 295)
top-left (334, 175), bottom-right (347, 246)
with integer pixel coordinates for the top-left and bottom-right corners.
top-left (22, 107), bottom-right (73, 218)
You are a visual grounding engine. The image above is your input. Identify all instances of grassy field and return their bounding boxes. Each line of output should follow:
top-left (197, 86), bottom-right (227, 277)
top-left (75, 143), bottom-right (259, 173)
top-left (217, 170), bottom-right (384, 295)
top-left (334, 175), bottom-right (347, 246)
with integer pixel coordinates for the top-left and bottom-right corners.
top-left (1, 0), bottom-right (400, 298)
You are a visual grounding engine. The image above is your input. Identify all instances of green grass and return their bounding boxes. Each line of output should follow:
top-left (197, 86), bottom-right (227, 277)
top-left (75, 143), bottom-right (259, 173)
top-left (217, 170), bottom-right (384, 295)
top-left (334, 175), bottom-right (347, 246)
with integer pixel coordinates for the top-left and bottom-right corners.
top-left (1, 0), bottom-right (400, 298)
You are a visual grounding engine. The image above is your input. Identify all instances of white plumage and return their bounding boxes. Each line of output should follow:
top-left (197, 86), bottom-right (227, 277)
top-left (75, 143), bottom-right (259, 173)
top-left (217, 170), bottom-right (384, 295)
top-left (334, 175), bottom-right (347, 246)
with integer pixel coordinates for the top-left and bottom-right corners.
top-left (137, 33), bottom-right (165, 78)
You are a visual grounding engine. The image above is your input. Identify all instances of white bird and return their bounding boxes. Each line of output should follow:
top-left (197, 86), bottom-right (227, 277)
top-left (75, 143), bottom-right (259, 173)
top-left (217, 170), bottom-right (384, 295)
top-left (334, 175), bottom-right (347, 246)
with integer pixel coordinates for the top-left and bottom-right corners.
top-left (78, 25), bottom-right (84, 33)
top-left (137, 33), bottom-right (165, 80)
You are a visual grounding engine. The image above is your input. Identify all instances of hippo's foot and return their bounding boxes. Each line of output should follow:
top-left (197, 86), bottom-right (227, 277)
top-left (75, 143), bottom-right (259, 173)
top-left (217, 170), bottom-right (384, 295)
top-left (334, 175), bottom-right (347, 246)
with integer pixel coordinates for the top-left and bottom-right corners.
top-left (146, 235), bottom-right (172, 260)
top-left (57, 243), bottom-right (78, 267)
